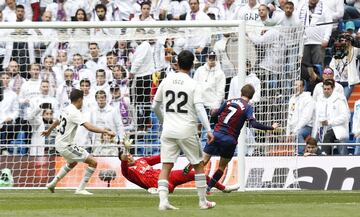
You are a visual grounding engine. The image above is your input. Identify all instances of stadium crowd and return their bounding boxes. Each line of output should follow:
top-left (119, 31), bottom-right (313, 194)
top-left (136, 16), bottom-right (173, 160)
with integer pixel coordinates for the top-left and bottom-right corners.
top-left (0, 0), bottom-right (359, 156)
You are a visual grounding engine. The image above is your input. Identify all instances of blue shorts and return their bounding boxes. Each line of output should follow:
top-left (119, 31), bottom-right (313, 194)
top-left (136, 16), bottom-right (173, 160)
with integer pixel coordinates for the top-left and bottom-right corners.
top-left (203, 132), bottom-right (237, 159)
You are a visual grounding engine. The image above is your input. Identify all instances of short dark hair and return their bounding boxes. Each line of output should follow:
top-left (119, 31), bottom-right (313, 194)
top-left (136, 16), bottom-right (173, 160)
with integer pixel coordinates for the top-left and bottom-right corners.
top-left (89, 42), bottom-right (99, 48)
top-left (323, 79), bottom-right (335, 89)
top-left (140, 1), bottom-right (151, 8)
top-left (177, 50), bottom-right (194, 71)
top-left (70, 89), bottom-right (84, 102)
top-left (96, 69), bottom-right (106, 77)
top-left (16, 4), bottom-right (25, 10)
top-left (241, 84), bottom-right (255, 99)
top-left (95, 4), bottom-right (107, 13)
top-left (106, 51), bottom-right (117, 57)
top-left (95, 90), bottom-right (107, 99)
top-left (80, 78), bottom-right (91, 86)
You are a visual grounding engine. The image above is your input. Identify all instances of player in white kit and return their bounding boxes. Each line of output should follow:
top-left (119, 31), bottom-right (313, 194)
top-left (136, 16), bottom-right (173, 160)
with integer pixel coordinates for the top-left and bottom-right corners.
top-left (152, 50), bottom-right (216, 210)
top-left (41, 89), bottom-right (115, 195)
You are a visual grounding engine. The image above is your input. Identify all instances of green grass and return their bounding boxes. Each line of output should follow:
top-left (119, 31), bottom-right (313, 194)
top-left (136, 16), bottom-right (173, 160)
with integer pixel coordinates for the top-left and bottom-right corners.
top-left (0, 190), bottom-right (359, 217)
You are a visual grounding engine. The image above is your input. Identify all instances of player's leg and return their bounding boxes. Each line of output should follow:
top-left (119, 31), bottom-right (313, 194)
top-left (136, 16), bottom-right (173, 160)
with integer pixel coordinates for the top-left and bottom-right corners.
top-left (75, 155), bottom-right (97, 195)
top-left (182, 145), bottom-right (213, 176)
top-left (158, 136), bottom-right (180, 210)
top-left (206, 137), bottom-right (236, 193)
top-left (46, 160), bottom-right (77, 193)
top-left (207, 157), bottom-right (231, 192)
top-left (180, 135), bottom-right (216, 210)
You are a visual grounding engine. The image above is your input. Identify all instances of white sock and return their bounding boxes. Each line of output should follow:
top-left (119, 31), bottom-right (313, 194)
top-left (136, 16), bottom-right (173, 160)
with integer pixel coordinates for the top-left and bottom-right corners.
top-left (50, 164), bottom-right (72, 186)
top-left (195, 174), bottom-right (207, 204)
top-left (78, 167), bottom-right (96, 191)
top-left (158, 179), bottom-right (169, 205)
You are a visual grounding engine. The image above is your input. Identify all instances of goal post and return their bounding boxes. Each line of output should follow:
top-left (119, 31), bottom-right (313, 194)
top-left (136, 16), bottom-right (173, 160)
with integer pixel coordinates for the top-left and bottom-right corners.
top-left (0, 21), bottom-right (305, 190)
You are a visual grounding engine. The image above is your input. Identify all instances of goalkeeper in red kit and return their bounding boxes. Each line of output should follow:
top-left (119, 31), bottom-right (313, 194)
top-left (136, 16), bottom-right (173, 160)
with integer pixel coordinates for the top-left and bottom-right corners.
top-left (118, 150), bottom-right (238, 193)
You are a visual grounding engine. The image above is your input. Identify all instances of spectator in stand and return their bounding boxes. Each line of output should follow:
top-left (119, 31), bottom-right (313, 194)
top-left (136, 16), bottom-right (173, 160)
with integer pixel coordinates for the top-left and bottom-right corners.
top-left (16, 0), bottom-right (41, 21)
top-left (297, 0), bottom-right (332, 68)
top-left (113, 0), bottom-right (137, 21)
top-left (258, 4), bottom-right (276, 26)
top-left (40, 55), bottom-right (57, 97)
top-left (228, 60), bottom-right (261, 104)
top-left (166, 0), bottom-right (190, 20)
top-left (323, 0), bottom-right (344, 29)
top-left (46, 0), bottom-right (90, 22)
top-left (312, 67), bottom-right (345, 102)
top-left (26, 80), bottom-right (59, 155)
top-left (92, 0), bottom-right (120, 21)
top-left (109, 82), bottom-right (133, 132)
top-left (286, 80), bottom-right (315, 155)
top-left (303, 137), bottom-right (323, 156)
top-left (233, 0), bottom-right (260, 25)
top-left (90, 4), bottom-right (117, 54)
top-left (52, 50), bottom-right (70, 85)
top-left (130, 39), bottom-right (155, 131)
top-left (344, 0), bottom-right (360, 21)
top-left (56, 68), bottom-right (75, 110)
top-left (312, 79), bottom-right (350, 155)
top-left (102, 51), bottom-right (117, 82)
top-left (18, 63), bottom-right (41, 119)
top-left (112, 40), bottom-right (133, 69)
top-left (329, 25), bottom-right (360, 100)
top-left (222, 0), bottom-right (240, 20)
top-left (0, 72), bottom-right (19, 152)
top-left (151, 0), bottom-right (170, 20)
top-left (213, 34), bottom-right (236, 97)
top-left (111, 65), bottom-right (130, 97)
top-left (130, 1), bottom-right (156, 36)
top-left (2, 0), bottom-right (16, 22)
top-left (179, 0), bottom-right (211, 64)
top-left (3, 5), bottom-right (35, 79)
top-left (352, 98), bottom-right (360, 155)
top-left (90, 90), bottom-right (125, 148)
top-left (193, 51), bottom-right (226, 112)
top-left (70, 53), bottom-right (93, 84)
top-left (7, 60), bottom-right (25, 95)
top-left (27, 80), bottom-right (59, 121)
top-left (202, 0), bottom-right (225, 20)
top-left (85, 42), bottom-right (106, 75)
top-left (275, 1), bottom-right (301, 26)
top-left (69, 8), bottom-right (90, 58)
top-left (91, 69), bottom-right (111, 102)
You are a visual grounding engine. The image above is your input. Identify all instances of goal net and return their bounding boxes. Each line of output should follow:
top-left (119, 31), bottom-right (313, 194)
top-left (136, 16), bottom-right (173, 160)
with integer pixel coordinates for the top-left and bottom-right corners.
top-left (0, 21), bottom-right (304, 190)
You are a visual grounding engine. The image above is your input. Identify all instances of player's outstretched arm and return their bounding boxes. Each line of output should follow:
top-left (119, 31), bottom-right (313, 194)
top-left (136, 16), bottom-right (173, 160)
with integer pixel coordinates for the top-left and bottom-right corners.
top-left (82, 122), bottom-right (116, 136)
top-left (41, 119), bottom-right (60, 137)
top-left (249, 119), bottom-right (280, 131)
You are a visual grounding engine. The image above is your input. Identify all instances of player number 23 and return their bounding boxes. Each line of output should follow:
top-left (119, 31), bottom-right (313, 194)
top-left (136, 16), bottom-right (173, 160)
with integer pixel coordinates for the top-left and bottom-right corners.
top-left (165, 90), bottom-right (188, 113)
top-left (59, 116), bottom-right (67, 135)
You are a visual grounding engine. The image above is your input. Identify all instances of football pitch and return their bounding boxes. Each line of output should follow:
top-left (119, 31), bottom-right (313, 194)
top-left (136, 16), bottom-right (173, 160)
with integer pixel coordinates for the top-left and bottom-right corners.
top-left (1, 190), bottom-right (359, 217)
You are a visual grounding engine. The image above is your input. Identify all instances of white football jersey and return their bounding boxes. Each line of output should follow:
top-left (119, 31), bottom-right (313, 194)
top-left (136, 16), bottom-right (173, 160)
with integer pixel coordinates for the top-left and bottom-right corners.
top-left (154, 72), bottom-right (203, 139)
top-left (55, 104), bottom-right (86, 151)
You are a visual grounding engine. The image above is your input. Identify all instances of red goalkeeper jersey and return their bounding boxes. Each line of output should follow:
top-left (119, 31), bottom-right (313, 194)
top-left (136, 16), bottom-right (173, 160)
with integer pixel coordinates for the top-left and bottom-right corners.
top-left (121, 155), bottom-right (161, 189)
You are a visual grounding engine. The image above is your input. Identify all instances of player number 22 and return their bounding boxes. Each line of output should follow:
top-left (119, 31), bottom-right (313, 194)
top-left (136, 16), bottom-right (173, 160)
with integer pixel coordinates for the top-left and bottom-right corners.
top-left (224, 106), bottom-right (237, 124)
top-left (165, 90), bottom-right (188, 113)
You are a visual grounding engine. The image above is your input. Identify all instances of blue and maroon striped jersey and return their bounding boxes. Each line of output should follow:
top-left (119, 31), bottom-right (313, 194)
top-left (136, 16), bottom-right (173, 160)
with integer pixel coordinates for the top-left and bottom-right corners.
top-left (214, 98), bottom-right (255, 139)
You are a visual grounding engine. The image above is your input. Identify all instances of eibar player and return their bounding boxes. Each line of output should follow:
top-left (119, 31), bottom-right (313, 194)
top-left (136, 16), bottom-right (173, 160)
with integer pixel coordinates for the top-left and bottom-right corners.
top-left (184, 84), bottom-right (279, 193)
top-left (118, 150), bottom-right (239, 194)
top-left (41, 89), bottom-right (115, 195)
top-left (152, 50), bottom-right (216, 210)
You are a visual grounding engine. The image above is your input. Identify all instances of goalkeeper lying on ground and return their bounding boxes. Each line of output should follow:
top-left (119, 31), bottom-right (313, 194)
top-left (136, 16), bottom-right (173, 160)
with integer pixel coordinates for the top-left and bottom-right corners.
top-left (118, 150), bottom-right (239, 194)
